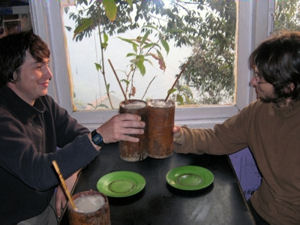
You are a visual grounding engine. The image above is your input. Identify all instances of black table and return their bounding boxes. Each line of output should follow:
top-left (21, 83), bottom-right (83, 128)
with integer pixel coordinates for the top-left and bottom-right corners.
top-left (60, 143), bottom-right (255, 225)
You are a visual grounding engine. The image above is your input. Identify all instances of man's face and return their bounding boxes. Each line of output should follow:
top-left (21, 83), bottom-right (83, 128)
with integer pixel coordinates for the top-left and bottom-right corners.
top-left (8, 51), bottom-right (53, 105)
top-left (249, 70), bottom-right (276, 102)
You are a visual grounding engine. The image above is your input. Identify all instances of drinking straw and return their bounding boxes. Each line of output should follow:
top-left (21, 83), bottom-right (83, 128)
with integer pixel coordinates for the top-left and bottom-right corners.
top-left (52, 160), bottom-right (77, 210)
top-left (108, 59), bottom-right (128, 102)
top-left (164, 60), bottom-right (190, 102)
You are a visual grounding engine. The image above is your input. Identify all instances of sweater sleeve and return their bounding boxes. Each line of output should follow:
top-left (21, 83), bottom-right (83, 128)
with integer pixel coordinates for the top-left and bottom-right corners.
top-left (174, 103), bottom-right (254, 155)
top-left (0, 112), bottom-right (99, 191)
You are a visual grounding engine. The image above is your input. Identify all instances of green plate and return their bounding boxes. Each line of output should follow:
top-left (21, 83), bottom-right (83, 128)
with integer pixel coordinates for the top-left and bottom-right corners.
top-left (166, 165), bottom-right (214, 191)
top-left (96, 171), bottom-right (146, 197)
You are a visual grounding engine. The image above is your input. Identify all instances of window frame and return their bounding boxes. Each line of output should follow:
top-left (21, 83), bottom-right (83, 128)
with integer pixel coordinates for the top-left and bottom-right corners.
top-left (29, 0), bottom-right (275, 130)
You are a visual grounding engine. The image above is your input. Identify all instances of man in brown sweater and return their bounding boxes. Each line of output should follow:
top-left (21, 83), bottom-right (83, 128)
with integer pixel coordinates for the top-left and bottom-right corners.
top-left (173, 31), bottom-right (300, 225)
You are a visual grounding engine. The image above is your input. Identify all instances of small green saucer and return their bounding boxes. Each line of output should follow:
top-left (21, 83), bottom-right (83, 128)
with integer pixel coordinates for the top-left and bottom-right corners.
top-left (97, 171), bottom-right (146, 197)
top-left (166, 165), bottom-right (214, 191)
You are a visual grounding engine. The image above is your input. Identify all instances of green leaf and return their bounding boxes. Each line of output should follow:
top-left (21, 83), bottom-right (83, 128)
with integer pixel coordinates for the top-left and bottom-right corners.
top-left (141, 30), bottom-right (150, 45)
top-left (156, 50), bottom-right (163, 58)
top-left (133, 44), bottom-right (138, 53)
top-left (126, 53), bottom-right (137, 57)
top-left (101, 42), bottom-right (108, 49)
top-left (121, 79), bottom-right (130, 85)
top-left (125, 0), bottom-right (133, 7)
top-left (136, 62), bottom-right (146, 75)
top-left (167, 88), bottom-right (176, 95)
top-left (94, 63), bottom-right (102, 71)
top-left (143, 24), bottom-right (159, 32)
top-left (106, 83), bottom-right (110, 92)
top-left (65, 26), bottom-right (72, 32)
top-left (119, 37), bottom-right (136, 45)
top-left (103, 32), bottom-right (108, 43)
top-left (160, 39), bottom-right (170, 54)
top-left (176, 94), bottom-right (184, 105)
top-left (119, 37), bottom-right (138, 52)
top-left (135, 56), bottom-right (146, 75)
top-left (103, 0), bottom-right (117, 22)
top-left (143, 43), bottom-right (155, 49)
top-left (73, 18), bottom-right (93, 39)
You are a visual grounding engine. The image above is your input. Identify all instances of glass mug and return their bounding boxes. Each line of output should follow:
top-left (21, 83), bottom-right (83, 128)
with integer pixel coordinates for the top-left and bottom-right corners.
top-left (119, 99), bottom-right (147, 162)
top-left (68, 190), bottom-right (111, 225)
top-left (146, 99), bottom-right (175, 159)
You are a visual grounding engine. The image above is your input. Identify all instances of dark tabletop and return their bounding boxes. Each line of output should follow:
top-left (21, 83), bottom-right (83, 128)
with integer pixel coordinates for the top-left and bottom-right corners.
top-left (60, 143), bottom-right (255, 225)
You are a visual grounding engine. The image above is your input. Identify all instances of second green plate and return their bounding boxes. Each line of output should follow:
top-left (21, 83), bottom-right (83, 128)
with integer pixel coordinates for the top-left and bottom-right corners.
top-left (96, 171), bottom-right (146, 197)
top-left (166, 165), bottom-right (214, 191)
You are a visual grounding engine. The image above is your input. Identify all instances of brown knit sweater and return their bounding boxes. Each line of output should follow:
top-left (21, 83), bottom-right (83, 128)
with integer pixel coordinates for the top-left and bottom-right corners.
top-left (174, 100), bottom-right (300, 225)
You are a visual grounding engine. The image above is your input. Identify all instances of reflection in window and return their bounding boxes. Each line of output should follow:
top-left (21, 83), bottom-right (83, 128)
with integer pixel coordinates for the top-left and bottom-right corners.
top-left (61, 0), bottom-right (237, 111)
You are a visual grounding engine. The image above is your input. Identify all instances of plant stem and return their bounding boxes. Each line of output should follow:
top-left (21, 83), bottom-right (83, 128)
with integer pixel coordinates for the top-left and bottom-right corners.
top-left (97, 9), bottom-right (113, 109)
top-left (165, 60), bottom-right (190, 101)
top-left (141, 76), bottom-right (156, 100)
top-left (108, 59), bottom-right (128, 102)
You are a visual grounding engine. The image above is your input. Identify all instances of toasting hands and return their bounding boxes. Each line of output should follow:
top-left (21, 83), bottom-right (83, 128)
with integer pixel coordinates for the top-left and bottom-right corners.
top-left (97, 113), bottom-right (145, 144)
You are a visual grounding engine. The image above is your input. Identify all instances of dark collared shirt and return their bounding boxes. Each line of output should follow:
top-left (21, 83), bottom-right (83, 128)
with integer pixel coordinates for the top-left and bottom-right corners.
top-left (0, 86), bottom-right (99, 224)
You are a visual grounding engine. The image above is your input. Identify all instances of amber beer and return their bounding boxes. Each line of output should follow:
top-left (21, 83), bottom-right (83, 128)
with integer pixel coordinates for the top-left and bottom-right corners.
top-left (146, 99), bottom-right (175, 158)
top-left (119, 99), bottom-right (147, 162)
top-left (68, 190), bottom-right (111, 225)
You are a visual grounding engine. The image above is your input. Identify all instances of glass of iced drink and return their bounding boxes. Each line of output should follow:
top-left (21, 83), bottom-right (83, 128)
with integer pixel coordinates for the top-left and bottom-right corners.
top-left (119, 99), bottom-right (147, 162)
top-left (146, 99), bottom-right (175, 158)
top-left (68, 190), bottom-right (111, 225)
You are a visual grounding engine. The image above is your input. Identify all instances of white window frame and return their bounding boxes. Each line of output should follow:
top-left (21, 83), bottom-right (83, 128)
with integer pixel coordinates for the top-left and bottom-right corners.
top-left (29, 0), bottom-right (275, 130)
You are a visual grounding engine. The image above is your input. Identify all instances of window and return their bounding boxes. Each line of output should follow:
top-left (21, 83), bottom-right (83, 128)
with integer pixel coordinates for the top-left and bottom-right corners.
top-left (273, 0), bottom-right (300, 32)
top-left (29, 0), bottom-right (275, 129)
top-left (62, 1), bottom-right (237, 110)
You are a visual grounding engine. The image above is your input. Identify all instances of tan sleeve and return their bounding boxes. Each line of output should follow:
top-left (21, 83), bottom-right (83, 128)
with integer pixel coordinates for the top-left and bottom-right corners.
top-left (173, 126), bottom-right (207, 154)
top-left (173, 103), bottom-right (254, 155)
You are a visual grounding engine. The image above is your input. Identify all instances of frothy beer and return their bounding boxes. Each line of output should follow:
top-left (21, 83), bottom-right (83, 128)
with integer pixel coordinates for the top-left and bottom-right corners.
top-left (74, 194), bottom-right (105, 213)
top-left (147, 99), bottom-right (173, 108)
top-left (68, 190), bottom-right (111, 225)
top-left (121, 101), bottom-right (146, 109)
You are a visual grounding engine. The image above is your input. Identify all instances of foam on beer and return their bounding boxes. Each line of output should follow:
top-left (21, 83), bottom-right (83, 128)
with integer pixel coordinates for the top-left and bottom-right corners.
top-left (122, 101), bottom-right (146, 109)
top-left (74, 194), bottom-right (105, 213)
top-left (148, 99), bottom-right (173, 108)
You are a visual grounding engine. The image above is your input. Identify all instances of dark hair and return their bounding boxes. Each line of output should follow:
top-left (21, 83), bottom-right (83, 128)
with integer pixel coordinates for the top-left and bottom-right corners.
top-left (0, 30), bottom-right (50, 87)
top-left (249, 31), bottom-right (300, 102)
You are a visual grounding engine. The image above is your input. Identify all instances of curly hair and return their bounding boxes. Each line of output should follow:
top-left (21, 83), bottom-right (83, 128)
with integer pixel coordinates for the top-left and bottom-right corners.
top-left (0, 30), bottom-right (50, 87)
top-left (249, 31), bottom-right (300, 102)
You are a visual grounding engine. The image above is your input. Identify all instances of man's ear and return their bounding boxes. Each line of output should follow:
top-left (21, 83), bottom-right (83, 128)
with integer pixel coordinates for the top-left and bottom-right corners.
top-left (12, 72), bottom-right (18, 81)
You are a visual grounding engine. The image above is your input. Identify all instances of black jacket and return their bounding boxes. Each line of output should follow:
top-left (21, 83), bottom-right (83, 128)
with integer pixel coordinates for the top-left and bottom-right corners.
top-left (0, 86), bottom-right (99, 224)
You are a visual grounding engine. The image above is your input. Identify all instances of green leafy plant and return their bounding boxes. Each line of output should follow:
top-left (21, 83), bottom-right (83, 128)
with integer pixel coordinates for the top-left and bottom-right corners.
top-left (115, 25), bottom-right (169, 100)
top-left (67, 0), bottom-right (173, 108)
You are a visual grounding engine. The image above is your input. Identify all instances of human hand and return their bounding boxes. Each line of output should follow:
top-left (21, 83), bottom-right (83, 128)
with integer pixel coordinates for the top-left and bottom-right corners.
top-left (97, 113), bottom-right (145, 143)
top-left (173, 125), bottom-right (182, 140)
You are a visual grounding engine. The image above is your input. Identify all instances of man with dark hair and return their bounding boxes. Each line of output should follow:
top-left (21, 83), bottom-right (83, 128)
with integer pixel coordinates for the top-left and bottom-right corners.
top-left (174, 31), bottom-right (300, 225)
top-left (0, 31), bottom-right (145, 224)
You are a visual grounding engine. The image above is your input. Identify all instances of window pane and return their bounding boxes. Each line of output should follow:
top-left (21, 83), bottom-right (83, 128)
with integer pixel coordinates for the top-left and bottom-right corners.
top-left (273, 0), bottom-right (300, 32)
top-left (61, 0), bottom-right (237, 111)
